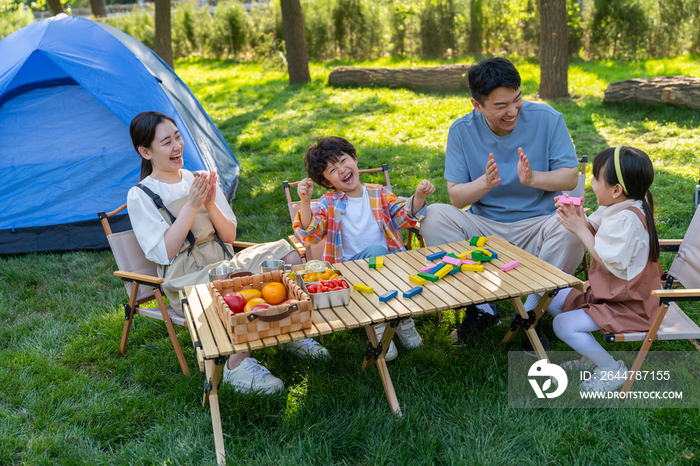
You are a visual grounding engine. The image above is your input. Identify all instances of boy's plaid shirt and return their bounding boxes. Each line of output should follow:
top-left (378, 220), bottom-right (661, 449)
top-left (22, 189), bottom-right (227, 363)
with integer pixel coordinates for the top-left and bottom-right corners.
top-left (293, 184), bottom-right (426, 264)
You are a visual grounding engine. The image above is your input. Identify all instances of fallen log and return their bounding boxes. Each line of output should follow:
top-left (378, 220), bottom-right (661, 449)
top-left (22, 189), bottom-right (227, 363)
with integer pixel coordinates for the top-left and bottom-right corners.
top-left (328, 65), bottom-right (471, 91)
top-left (604, 76), bottom-right (700, 110)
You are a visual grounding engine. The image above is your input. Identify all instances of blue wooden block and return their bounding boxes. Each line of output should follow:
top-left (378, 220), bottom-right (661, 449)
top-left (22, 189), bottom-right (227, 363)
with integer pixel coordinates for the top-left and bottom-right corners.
top-left (403, 286), bottom-right (423, 298)
top-left (448, 266), bottom-right (460, 275)
top-left (429, 263), bottom-right (445, 275)
top-left (485, 248), bottom-right (498, 259)
top-left (426, 251), bottom-right (447, 261)
top-left (379, 290), bottom-right (398, 302)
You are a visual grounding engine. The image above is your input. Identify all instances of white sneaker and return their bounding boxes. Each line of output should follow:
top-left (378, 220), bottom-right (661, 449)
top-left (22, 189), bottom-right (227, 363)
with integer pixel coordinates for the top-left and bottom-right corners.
top-left (222, 357), bottom-right (284, 394)
top-left (560, 356), bottom-right (596, 372)
top-left (580, 360), bottom-right (628, 393)
top-left (373, 323), bottom-right (398, 361)
top-left (395, 318), bottom-right (423, 349)
top-left (279, 338), bottom-right (330, 359)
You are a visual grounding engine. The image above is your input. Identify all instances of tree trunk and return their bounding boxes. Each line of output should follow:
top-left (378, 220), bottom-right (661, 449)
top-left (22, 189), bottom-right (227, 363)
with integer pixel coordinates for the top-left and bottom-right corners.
top-left (469, 0), bottom-right (482, 55)
top-left (329, 65), bottom-right (470, 91)
top-left (155, 0), bottom-right (174, 69)
top-left (538, 0), bottom-right (569, 98)
top-left (695, 0), bottom-right (700, 52)
top-left (46, 0), bottom-right (64, 16)
top-left (604, 76), bottom-right (700, 110)
top-left (89, 0), bottom-right (108, 18)
top-left (280, 0), bottom-right (310, 85)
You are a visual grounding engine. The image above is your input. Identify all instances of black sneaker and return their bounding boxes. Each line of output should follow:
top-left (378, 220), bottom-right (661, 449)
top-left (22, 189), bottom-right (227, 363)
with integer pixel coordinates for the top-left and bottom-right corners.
top-left (522, 321), bottom-right (552, 357)
top-left (452, 304), bottom-right (500, 344)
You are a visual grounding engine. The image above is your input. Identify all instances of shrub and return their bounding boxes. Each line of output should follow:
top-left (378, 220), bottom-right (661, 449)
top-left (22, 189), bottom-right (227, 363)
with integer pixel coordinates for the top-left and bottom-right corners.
top-left (419, 0), bottom-right (457, 57)
top-left (105, 4), bottom-right (155, 50)
top-left (211, 1), bottom-right (251, 58)
top-left (0, 0), bottom-right (34, 40)
top-left (583, 0), bottom-right (649, 59)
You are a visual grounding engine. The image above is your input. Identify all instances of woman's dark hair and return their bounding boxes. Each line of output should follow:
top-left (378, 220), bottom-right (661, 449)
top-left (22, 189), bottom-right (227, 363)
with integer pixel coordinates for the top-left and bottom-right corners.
top-left (303, 136), bottom-right (358, 188)
top-left (130, 111), bottom-right (177, 180)
top-left (592, 146), bottom-right (659, 262)
top-left (468, 57), bottom-right (521, 104)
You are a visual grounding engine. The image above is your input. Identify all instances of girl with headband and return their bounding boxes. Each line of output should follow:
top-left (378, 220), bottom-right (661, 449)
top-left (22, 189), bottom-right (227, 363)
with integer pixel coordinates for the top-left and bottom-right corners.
top-left (542, 145), bottom-right (660, 392)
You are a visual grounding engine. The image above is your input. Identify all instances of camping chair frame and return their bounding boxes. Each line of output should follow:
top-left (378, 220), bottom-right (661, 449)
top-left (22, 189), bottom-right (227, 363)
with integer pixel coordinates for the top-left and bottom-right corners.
top-left (282, 164), bottom-right (425, 264)
top-left (98, 204), bottom-right (256, 377)
top-left (601, 215), bottom-right (700, 393)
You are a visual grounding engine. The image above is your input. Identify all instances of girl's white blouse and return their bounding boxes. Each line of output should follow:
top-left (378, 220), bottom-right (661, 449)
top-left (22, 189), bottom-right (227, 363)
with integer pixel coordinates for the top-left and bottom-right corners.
top-left (588, 199), bottom-right (650, 280)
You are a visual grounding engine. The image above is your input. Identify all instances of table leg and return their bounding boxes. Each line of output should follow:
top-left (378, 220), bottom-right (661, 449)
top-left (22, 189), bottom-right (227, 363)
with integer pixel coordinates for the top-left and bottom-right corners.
top-left (509, 295), bottom-right (555, 361)
top-left (363, 320), bottom-right (403, 416)
top-left (203, 358), bottom-right (226, 466)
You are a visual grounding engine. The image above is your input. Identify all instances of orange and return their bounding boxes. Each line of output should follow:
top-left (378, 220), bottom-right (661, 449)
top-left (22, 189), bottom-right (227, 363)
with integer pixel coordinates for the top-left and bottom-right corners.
top-left (238, 289), bottom-right (262, 302)
top-left (244, 298), bottom-right (267, 313)
top-left (262, 282), bottom-right (287, 304)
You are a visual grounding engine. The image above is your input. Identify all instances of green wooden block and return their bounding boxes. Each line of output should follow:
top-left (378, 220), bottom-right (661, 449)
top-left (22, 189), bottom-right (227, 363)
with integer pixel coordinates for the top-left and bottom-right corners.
top-left (417, 272), bottom-right (439, 282)
top-left (369, 257), bottom-right (376, 268)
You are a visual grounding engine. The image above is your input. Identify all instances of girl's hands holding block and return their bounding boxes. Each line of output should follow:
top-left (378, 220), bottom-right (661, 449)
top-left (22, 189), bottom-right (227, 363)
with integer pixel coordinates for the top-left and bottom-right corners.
top-left (297, 178), bottom-right (314, 203)
top-left (556, 199), bottom-right (588, 236)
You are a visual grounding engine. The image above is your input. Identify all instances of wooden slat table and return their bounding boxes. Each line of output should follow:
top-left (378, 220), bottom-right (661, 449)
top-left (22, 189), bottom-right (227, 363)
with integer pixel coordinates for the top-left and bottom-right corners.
top-left (181, 236), bottom-right (584, 465)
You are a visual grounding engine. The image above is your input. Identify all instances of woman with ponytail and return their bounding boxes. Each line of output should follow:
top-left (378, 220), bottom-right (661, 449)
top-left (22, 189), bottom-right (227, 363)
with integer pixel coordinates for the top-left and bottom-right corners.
top-left (541, 145), bottom-right (661, 392)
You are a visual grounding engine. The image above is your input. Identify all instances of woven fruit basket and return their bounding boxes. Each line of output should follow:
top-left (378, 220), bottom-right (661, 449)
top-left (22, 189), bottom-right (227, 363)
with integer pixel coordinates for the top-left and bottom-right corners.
top-left (208, 269), bottom-right (312, 344)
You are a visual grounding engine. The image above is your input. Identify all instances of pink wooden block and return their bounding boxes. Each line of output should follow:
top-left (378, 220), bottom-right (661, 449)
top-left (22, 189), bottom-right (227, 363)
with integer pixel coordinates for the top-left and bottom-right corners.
top-left (442, 256), bottom-right (462, 267)
top-left (556, 195), bottom-right (581, 206)
top-left (500, 260), bottom-right (520, 272)
top-left (419, 265), bottom-right (435, 273)
top-left (461, 260), bottom-right (478, 266)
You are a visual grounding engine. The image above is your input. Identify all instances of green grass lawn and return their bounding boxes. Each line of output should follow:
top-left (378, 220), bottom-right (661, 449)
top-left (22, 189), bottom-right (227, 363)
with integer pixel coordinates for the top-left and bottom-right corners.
top-left (2, 55), bottom-right (700, 465)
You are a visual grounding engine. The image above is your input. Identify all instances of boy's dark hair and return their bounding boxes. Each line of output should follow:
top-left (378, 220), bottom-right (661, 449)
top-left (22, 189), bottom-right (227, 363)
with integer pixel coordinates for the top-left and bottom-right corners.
top-left (468, 57), bottom-right (521, 104)
top-left (592, 146), bottom-right (659, 263)
top-left (304, 137), bottom-right (358, 188)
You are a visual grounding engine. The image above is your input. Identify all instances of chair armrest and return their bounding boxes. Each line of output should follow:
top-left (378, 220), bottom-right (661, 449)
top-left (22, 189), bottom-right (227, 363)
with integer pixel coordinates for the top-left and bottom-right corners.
top-left (231, 241), bottom-right (257, 252)
top-left (114, 270), bottom-right (164, 285)
top-left (659, 239), bottom-right (682, 252)
top-left (651, 289), bottom-right (700, 298)
top-left (288, 234), bottom-right (307, 256)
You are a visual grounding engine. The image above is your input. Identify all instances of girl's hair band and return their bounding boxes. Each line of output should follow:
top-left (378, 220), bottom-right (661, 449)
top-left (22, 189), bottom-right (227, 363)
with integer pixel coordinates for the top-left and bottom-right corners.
top-left (614, 144), bottom-right (628, 195)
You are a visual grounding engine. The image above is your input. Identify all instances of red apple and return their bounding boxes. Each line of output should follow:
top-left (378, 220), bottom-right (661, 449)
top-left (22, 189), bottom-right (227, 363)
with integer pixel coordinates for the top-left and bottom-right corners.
top-left (281, 300), bottom-right (297, 306)
top-left (223, 292), bottom-right (246, 314)
top-left (251, 304), bottom-right (270, 312)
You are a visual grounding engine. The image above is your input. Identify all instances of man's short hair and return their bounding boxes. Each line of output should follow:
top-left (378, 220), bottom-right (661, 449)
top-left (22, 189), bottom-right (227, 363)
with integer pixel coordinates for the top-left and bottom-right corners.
top-left (468, 57), bottom-right (521, 104)
top-left (304, 136), bottom-right (357, 188)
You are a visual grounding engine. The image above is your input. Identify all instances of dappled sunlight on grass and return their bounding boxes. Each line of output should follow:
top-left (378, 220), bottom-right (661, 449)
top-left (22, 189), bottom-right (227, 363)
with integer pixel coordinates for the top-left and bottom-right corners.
top-left (284, 375), bottom-right (308, 423)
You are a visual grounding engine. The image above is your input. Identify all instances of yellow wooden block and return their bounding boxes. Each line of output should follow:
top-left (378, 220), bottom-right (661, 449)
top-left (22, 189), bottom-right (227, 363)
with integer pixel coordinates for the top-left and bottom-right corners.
top-left (476, 237), bottom-right (487, 247)
top-left (375, 256), bottom-right (383, 268)
top-left (353, 283), bottom-right (374, 293)
top-left (475, 247), bottom-right (492, 256)
top-left (434, 264), bottom-right (453, 279)
top-left (461, 264), bottom-right (485, 272)
top-left (457, 251), bottom-right (472, 260)
top-left (409, 274), bottom-right (426, 285)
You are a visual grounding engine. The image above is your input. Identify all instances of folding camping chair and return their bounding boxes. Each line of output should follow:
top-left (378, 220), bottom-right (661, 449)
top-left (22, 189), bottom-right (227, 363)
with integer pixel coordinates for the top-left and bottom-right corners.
top-left (602, 205), bottom-right (700, 393)
top-left (98, 204), bottom-right (255, 377)
top-left (282, 164), bottom-right (425, 263)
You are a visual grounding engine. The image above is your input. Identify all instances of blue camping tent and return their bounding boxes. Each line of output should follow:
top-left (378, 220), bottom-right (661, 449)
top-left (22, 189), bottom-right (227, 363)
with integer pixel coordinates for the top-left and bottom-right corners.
top-left (0, 14), bottom-right (240, 255)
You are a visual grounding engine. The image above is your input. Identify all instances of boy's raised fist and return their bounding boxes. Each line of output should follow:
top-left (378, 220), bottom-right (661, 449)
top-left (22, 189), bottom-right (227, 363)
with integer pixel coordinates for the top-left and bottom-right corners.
top-left (297, 178), bottom-right (314, 203)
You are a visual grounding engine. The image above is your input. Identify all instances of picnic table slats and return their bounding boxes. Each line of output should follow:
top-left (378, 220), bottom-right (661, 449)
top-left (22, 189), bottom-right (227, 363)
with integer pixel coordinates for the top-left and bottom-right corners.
top-left (488, 236), bottom-right (584, 291)
top-left (335, 263), bottom-right (404, 320)
top-left (317, 307), bottom-right (348, 332)
top-left (379, 253), bottom-right (446, 312)
top-left (310, 309), bottom-right (333, 334)
top-left (400, 249), bottom-right (476, 306)
top-left (387, 251), bottom-right (463, 309)
top-left (185, 286), bottom-right (220, 359)
top-left (342, 261), bottom-right (414, 318)
top-left (195, 284), bottom-right (234, 356)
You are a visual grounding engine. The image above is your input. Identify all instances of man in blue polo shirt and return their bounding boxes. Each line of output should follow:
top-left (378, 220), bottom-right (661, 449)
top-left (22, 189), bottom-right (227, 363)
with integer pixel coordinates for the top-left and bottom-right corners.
top-left (420, 57), bottom-right (585, 351)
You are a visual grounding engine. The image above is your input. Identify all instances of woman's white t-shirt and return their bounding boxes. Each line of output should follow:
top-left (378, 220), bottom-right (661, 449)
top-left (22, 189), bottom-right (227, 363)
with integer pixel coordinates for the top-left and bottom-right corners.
top-left (126, 170), bottom-right (236, 265)
top-left (340, 186), bottom-right (387, 260)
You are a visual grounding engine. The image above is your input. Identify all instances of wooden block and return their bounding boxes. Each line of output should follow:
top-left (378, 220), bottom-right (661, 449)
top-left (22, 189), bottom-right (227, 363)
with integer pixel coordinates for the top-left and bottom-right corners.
top-left (448, 266), bottom-right (460, 275)
top-left (484, 248), bottom-right (498, 259)
top-left (469, 236), bottom-right (480, 246)
top-left (471, 252), bottom-right (493, 262)
top-left (475, 247), bottom-right (492, 256)
top-left (409, 274), bottom-right (426, 285)
top-left (429, 263), bottom-right (445, 275)
top-left (500, 260), bottom-right (520, 272)
top-left (379, 290), bottom-right (398, 302)
top-left (456, 251), bottom-right (472, 260)
top-left (426, 251), bottom-right (447, 261)
top-left (434, 264), bottom-right (453, 279)
top-left (369, 257), bottom-right (376, 269)
top-left (461, 264), bottom-right (484, 272)
top-left (442, 256), bottom-right (462, 267)
top-left (376, 256), bottom-right (383, 268)
top-left (417, 272), bottom-right (439, 282)
top-left (418, 265), bottom-right (435, 273)
top-left (403, 286), bottom-right (423, 299)
top-left (447, 252), bottom-right (459, 259)
top-left (476, 237), bottom-right (487, 247)
top-left (353, 283), bottom-right (374, 293)
top-left (461, 259), bottom-right (478, 265)
top-left (556, 195), bottom-right (582, 206)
